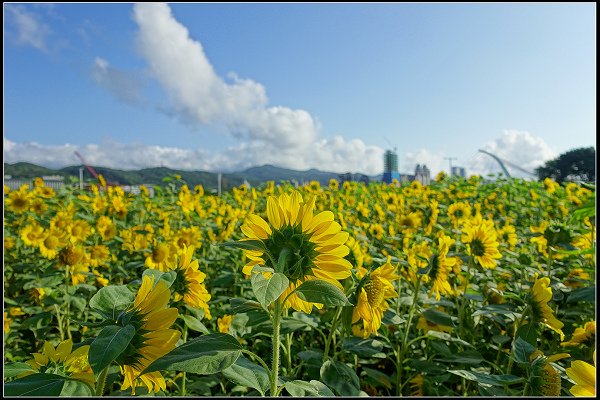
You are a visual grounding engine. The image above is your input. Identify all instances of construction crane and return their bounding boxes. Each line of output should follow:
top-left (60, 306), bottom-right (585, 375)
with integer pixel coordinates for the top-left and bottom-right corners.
top-left (478, 149), bottom-right (537, 178)
top-left (74, 151), bottom-right (117, 186)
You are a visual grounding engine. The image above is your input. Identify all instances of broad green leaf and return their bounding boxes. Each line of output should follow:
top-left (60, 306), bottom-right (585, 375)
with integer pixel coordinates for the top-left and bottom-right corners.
top-left (89, 324), bottom-right (136, 374)
top-left (88, 285), bottom-right (134, 315)
top-left (181, 314), bottom-right (210, 334)
top-left (448, 370), bottom-right (525, 387)
top-left (426, 331), bottom-right (473, 347)
top-left (60, 379), bottom-right (94, 396)
top-left (512, 336), bottom-right (536, 364)
top-left (320, 360), bottom-right (360, 396)
top-left (342, 338), bottom-right (386, 359)
top-left (143, 333), bottom-right (243, 375)
top-left (436, 350), bottom-right (483, 365)
top-left (251, 272), bottom-right (289, 310)
top-left (515, 323), bottom-right (538, 346)
top-left (293, 280), bottom-right (350, 306)
top-left (222, 356), bottom-right (270, 396)
top-left (422, 308), bottom-right (455, 327)
top-left (361, 367), bottom-right (393, 389)
top-left (567, 286), bottom-right (595, 303)
top-left (220, 240), bottom-right (266, 252)
top-left (284, 380), bottom-right (335, 397)
top-left (4, 373), bottom-right (66, 396)
top-left (142, 269), bottom-right (177, 289)
top-left (3, 362), bottom-right (36, 379)
top-left (230, 298), bottom-right (264, 313)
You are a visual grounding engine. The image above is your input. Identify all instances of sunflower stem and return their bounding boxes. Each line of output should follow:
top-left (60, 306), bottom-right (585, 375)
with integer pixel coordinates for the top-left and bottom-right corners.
top-left (181, 324), bottom-right (188, 396)
top-left (95, 365), bottom-right (109, 396)
top-left (270, 300), bottom-right (283, 396)
top-left (397, 276), bottom-right (422, 396)
top-left (323, 306), bottom-right (342, 362)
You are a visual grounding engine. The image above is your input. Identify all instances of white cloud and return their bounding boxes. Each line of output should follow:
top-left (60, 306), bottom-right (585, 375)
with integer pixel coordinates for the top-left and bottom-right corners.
top-left (400, 149), bottom-right (446, 176)
top-left (6, 5), bottom-right (51, 51)
top-left (131, 3), bottom-right (318, 149)
top-left (91, 57), bottom-right (143, 104)
top-left (467, 130), bottom-right (556, 179)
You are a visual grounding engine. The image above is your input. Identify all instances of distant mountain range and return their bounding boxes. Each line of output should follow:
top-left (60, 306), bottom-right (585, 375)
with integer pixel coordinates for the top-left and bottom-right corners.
top-left (4, 162), bottom-right (382, 190)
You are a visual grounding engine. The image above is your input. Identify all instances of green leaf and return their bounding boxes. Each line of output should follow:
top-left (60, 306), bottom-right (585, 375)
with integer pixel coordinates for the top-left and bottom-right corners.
top-left (361, 367), bottom-right (393, 389)
top-left (284, 380), bottom-right (336, 397)
top-left (60, 379), bottom-right (94, 396)
top-left (143, 333), bottom-right (243, 375)
top-left (3, 362), bottom-right (36, 379)
top-left (293, 280), bottom-right (350, 306)
top-left (426, 331), bottom-right (473, 347)
top-left (320, 360), bottom-right (361, 396)
top-left (222, 356), bottom-right (270, 396)
top-left (142, 269), bottom-right (177, 289)
top-left (89, 324), bottom-right (136, 374)
top-left (436, 350), bottom-right (483, 365)
top-left (229, 298), bottom-right (264, 313)
top-left (567, 286), bottom-right (595, 303)
top-left (422, 308), bottom-right (455, 327)
top-left (220, 240), bottom-right (266, 252)
top-left (251, 272), bottom-right (289, 310)
top-left (448, 370), bottom-right (525, 387)
top-left (4, 373), bottom-right (66, 396)
top-left (515, 323), bottom-right (538, 347)
top-left (88, 285), bottom-right (134, 316)
top-left (512, 337), bottom-right (536, 364)
top-left (342, 338), bottom-right (386, 359)
top-left (181, 314), bottom-right (210, 334)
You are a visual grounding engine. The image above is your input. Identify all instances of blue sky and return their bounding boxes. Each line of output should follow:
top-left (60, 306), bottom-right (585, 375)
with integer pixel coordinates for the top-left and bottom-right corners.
top-left (4, 3), bottom-right (596, 177)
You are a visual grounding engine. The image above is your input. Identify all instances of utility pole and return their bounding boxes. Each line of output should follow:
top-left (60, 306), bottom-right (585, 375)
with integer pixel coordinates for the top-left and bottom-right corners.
top-left (444, 157), bottom-right (457, 175)
top-left (217, 172), bottom-right (222, 197)
top-left (79, 167), bottom-right (84, 190)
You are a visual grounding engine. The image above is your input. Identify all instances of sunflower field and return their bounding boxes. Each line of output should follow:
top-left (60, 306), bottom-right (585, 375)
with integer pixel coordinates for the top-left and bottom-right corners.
top-left (3, 173), bottom-right (596, 397)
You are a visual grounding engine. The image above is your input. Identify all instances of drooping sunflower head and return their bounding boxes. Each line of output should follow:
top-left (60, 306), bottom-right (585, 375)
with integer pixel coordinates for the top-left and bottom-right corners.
top-left (351, 257), bottom-right (399, 337)
top-left (240, 190), bottom-right (351, 312)
top-left (561, 321), bottom-right (596, 348)
top-left (170, 245), bottom-right (211, 319)
top-left (528, 274), bottom-right (564, 340)
top-left (427, 234), bottom-right (457, 300)
top-left (528, 350), bottom-right (570, 396)
top-left (25, 339), bottom-right (95, 385)
top-left (116, 276), bottom-right (181, 395)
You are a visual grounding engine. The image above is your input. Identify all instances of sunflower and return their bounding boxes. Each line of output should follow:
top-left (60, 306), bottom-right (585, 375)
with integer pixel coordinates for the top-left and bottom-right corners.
top-left (145, 242), bottom-right (176, 272)
top-left (25, 339), bottom-right (95, 385)
top-left (4, 312), bottom-right (12, 334)
top-left (68, 220), bottom-right (94, 244)
top-left (39, 228), bottom-right (68, 259)
top-left (368, 223), bottom-right (385, 240)
top-left (170, 245), bottom-right (211, 319)
top-left (89, 245), bottom-right (112, 268)
top-left (96, 216), bottom-right (117, 241)
top-left (423, 199), bottom-right (439, 235)
top-left (529, 274), bottom-right (564, 340)
top-left (448, 201), bottom-right (471, 228)
top-left (173, 227), bottom-right (202, 250)
top-left (240, 190), bottom-right (352, 313)
top-left (351, 257), bottom-right (400, 338)
top-left (5, 185), bottom-right (32, 213)
top-left (427, 234), bottom-right (457, 300)
top-left (497, 222), bottom-right (518, 250)
top-left (461, 215), bottom-right (502, 269)
top-left (397, 212), bottom-right (422, 235)
top-left (116, 275), bottom-right (181, 394)
top-left (565, 351), bottom-right (596, 397)
top-left (561, 321), bottom-right (595, 348)
top-left (528, 350), bottom-right (570, 396)
top-left (20, 223), bottom-right (45, 247)
top-left (218, 314), bottom-right (234, 334)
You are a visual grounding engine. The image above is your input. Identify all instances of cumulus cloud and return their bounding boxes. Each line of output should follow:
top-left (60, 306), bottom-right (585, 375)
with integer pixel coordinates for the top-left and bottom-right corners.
top-left (467, 130), bottom-right (556, 179)
top-left (91, 57), bottom-right (143, 104)
top-left (6, 5), bottom-right (51, 51)
top-left (131, 3), bottom-right (318, 149)
top-left (3, 137), bottom-right (384, 174)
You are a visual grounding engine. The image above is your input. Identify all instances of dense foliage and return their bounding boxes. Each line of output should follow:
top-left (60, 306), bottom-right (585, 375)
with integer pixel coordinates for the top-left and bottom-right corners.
top-left (3, 173), bottom-right (596, 396)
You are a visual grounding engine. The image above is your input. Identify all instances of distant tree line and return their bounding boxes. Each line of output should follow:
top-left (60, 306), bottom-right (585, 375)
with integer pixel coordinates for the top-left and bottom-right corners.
top-left (535, 147), bottom-right (595, 183)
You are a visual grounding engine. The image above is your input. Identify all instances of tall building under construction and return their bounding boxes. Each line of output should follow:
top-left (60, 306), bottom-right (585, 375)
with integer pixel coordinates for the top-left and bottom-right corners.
top-left (382, 149), bottom-right (401, 184)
